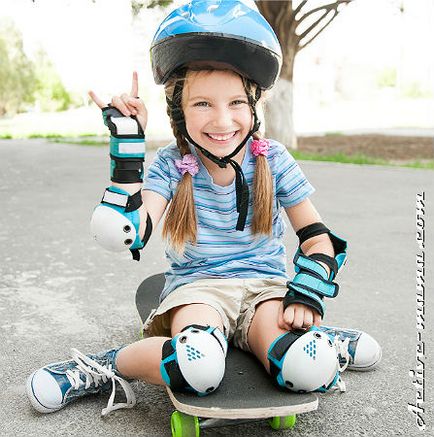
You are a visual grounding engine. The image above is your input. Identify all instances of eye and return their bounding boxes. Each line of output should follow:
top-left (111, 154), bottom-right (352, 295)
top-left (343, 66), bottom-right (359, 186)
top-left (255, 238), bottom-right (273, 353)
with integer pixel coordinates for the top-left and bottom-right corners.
top-left (231, 100), bottom-right (247, 105)
top-left (193, 101), bottom-right (209, 107)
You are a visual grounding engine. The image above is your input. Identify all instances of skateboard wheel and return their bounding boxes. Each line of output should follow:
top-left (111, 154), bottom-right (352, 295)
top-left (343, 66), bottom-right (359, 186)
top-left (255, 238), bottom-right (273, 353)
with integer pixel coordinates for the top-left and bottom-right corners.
top-left (171, 411), bottom-right (200, 437)
top-left (268, 414), bottom-right (297, 430)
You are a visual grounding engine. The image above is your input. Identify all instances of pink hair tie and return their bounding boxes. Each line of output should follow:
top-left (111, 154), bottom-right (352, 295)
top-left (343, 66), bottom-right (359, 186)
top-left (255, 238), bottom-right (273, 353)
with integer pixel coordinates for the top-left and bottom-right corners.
top-left (251, 138), bottom-right (270, 157)
top-left (175, 154), bottom-right (199, 177)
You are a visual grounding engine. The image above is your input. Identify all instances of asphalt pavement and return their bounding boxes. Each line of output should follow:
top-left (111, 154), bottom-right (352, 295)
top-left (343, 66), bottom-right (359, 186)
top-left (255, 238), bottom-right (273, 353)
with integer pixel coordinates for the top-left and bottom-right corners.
top-left (0, 139), bottom-right (432, 437)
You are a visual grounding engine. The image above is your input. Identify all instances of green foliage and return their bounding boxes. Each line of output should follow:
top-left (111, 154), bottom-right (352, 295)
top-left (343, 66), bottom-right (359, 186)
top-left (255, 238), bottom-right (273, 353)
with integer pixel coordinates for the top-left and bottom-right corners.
top-left (0, 18), bottom-right (38, 116)
top-left (32, 49), bottom-right (74, 112)
top-left (376, 67), bottom-right (397, 88)
top-left (131, 0), bottom-right (173, 16)
top-left (0, 18), bottom-right (75, 116)
top-left (401, 82), bottom-right (432, 99)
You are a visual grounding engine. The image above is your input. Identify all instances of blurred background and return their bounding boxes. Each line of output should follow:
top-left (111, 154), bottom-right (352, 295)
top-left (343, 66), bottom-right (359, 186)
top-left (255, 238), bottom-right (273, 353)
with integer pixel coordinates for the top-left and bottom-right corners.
top-left (1, 0), bottom-right (433, 166)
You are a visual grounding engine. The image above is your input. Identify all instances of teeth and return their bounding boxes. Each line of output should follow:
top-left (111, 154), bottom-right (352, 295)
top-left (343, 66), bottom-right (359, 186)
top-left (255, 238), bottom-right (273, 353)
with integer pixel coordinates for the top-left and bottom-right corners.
top-left (207, 132), bottom-right (235, 141)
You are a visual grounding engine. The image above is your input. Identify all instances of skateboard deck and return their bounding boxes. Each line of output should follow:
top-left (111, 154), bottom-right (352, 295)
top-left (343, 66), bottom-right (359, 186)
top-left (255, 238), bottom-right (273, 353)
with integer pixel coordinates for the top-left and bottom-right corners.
top-left (136, 273), bottom-right (318, 436)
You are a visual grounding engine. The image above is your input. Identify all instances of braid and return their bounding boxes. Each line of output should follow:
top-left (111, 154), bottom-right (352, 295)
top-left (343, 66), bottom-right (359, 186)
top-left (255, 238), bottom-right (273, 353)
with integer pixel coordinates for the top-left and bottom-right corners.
top-left (251, 130), bottom-right (273, 235)
top-left (162, 77), bottom-right (198, 254)
top-left (245, 78), bottom-right (273, 236)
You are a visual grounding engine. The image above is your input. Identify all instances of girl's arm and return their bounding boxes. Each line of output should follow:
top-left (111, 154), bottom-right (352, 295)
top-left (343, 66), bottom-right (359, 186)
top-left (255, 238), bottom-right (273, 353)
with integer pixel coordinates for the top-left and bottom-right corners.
top-left (279, 198), bottom-right (336, 330)
top-left (88, 72), bottom-right (169, 258)
top-left (285, 198), bottom-right (334, 275)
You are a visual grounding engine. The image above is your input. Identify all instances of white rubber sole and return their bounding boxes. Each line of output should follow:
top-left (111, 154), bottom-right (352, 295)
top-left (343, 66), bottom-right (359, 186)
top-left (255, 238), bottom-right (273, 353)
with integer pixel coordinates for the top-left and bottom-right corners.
top-left (26, 371), bottom-right (61, 414)
top-left (348, 345), bottom-right (383, 371)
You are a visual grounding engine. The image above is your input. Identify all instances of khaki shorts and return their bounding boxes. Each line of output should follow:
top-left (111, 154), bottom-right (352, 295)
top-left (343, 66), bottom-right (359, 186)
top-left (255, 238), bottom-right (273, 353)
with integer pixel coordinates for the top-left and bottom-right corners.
top-left (142, 277), bottom-right (288, 352)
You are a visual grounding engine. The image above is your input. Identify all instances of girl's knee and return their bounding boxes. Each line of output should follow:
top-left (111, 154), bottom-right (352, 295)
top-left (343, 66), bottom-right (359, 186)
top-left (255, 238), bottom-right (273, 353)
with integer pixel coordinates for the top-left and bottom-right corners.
top-left (170, 303), bottom-right (225, 336)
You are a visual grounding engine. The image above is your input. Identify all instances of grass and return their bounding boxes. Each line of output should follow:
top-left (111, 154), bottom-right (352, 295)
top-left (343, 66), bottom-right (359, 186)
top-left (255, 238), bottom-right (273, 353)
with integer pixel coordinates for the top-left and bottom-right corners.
top-left (324, 131), bottom-right (344, 136)
top-left (291, 151), bottom-right (388, 165)
top-left (49, 137), bottom-right (108, 146)
top-left (290, 151), bottom-right (434, 169)
top-left (0, 132), bottom-right (109, 146)
top-left (402, 160), bottom-right (434, 170)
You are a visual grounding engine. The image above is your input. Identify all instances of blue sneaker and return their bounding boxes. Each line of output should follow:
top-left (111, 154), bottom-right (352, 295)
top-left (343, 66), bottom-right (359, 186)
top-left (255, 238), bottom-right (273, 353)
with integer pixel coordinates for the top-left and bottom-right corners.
top-left (26, 347), bottom-right (136, 416)
top-left (320, 326), bottom-right (382, 371)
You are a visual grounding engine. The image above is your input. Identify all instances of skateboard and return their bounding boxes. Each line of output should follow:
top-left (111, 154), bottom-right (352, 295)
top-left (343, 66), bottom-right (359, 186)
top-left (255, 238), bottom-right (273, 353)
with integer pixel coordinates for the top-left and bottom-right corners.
top-left (136, 273), bottom-right (318, 437)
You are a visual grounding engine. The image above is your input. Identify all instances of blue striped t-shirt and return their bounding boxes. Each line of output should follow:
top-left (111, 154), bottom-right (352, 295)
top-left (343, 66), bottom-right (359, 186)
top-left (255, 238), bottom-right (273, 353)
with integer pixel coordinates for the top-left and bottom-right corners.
top-left (143, 137), bottom-right (315, 302)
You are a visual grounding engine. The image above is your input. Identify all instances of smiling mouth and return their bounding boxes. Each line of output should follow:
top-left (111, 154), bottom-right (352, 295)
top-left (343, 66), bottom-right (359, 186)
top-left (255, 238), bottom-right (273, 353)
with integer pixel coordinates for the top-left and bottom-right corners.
top-left (205, 131), bottom-right (238, 141)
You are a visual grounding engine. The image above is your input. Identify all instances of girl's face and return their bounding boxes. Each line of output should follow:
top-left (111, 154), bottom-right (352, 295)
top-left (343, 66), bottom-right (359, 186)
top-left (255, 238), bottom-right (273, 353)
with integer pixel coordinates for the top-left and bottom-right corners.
top-left (182, 69), bottom-right (254, 158)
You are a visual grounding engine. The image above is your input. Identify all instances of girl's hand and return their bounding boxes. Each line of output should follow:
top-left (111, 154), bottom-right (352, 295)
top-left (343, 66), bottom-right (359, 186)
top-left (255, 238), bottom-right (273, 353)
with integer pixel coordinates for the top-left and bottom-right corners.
top-left (278, 302), bottom-right (322, 331)
top-left (88, 71), bottom-right (148, 132)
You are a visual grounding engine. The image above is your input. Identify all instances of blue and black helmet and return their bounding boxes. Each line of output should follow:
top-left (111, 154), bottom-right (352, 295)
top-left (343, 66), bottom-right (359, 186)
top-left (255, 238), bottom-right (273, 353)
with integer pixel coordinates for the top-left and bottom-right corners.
top-left (150, 0), bottom-right (282, 90)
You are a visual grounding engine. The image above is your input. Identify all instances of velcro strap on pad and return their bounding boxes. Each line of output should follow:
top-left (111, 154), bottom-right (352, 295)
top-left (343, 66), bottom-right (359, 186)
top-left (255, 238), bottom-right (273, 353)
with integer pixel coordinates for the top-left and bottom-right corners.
top-left (284, 283), bottom-right (326, 317)
top-left (102, 106), bottom-right (144, 138)
top-left (110, 158), bottom-right (144, 184)
top-left (296, 222), bottom-right (330, 245)
top-left (268, 331), bottom-right (304, 387)
top-left (293, 251), bottom-right (329, 280)
top-left (102, 189), bottom-right (128, 207)
top-left (295, 223), bottom-right (348, 281)
top-left (110, 116), bottom-right (142, 136)
top-left (101, 188), bottom-right (143, 212)
top-left (110, 137), bottom-right (145, 158)
top-left (291, 272), bottom-right (339, 298)
top-left (310, 253), bottom-right (338, 279)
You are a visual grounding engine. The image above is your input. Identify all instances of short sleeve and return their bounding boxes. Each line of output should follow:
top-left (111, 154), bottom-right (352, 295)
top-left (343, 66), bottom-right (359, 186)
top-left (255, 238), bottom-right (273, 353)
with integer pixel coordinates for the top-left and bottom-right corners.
top-left (143, 148), bottom-right (173, 201)
top-left (275, 148), bottom-right (315, 208)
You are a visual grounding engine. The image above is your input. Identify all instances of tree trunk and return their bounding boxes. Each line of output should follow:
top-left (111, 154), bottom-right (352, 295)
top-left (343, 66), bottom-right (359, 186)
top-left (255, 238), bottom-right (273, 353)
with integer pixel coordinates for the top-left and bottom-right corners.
top-left (256, 0), bottom-right (353, 148)
top-left (263, 78), bottom-right (297, 149)
top-left (257, 1), bottom-right (299, 149)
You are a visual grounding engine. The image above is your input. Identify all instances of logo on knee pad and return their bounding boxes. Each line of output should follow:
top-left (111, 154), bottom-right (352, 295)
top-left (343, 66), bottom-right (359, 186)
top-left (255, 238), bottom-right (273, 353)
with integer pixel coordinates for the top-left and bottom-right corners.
top-left (303, 338), bottom-right (318, 360)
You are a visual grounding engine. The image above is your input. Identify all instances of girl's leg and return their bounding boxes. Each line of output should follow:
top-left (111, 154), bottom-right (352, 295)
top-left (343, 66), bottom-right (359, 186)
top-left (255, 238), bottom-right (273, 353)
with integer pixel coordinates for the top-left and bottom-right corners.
top-left (247, 298), bottom-right (287, 373)
top-left (115, 337), bottom-right (169, 385)
top-left (115, 303), bottom-right (225, 385)
top-left (27, 303), bottom-right (226, 415)
top-left (247, 299), bottom-right (382, 379)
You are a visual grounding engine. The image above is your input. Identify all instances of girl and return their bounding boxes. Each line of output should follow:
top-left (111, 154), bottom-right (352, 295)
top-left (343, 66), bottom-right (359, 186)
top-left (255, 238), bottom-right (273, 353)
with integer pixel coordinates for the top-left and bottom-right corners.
top-left (26, 0), bottom-right (381, 416)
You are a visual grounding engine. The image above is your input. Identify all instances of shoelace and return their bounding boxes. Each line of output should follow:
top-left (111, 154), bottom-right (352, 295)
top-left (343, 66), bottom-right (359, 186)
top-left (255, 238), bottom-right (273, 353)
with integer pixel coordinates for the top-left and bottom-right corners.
top-left (66, 348), bottom-right (136, 416)
top-left (330, 337), bottom-right (351, 392)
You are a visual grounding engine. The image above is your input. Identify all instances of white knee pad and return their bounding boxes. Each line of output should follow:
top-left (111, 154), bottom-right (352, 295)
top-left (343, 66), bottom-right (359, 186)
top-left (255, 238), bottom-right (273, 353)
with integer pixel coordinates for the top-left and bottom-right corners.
top-left (160, 324), bottom-right (228, 396)
top-left (268, 326), bottom-right (344, 393)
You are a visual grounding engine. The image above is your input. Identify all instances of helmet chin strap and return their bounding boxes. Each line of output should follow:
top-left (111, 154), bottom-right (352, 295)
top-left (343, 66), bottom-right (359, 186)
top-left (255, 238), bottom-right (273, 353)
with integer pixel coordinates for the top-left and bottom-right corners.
top-left (168, 74), bottom-right (262, 231)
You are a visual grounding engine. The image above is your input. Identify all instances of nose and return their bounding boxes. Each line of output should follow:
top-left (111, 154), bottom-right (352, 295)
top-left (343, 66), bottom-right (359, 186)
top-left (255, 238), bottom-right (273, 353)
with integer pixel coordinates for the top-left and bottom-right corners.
top-left (212, 105), bottom-right (234, 130)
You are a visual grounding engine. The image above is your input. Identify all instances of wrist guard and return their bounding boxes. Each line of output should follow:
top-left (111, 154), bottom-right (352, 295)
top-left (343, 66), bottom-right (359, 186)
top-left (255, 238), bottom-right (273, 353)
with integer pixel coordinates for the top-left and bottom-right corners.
top-left (283, 222), bottom-right (348, 317)
top-left (102, 106), bottom-right (145, 183)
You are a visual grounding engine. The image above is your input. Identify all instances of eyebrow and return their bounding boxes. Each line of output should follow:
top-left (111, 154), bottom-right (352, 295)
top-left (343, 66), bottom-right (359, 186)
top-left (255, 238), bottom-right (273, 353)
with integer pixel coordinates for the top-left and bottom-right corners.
top-left (188, 94), bottom-right (247, 102)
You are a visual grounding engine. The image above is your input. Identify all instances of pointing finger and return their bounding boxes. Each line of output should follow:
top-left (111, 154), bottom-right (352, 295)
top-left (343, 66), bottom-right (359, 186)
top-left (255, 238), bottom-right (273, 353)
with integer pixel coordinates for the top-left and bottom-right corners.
top-left (130, 71), bottom-right (139, 97)
top-left (88, 90), bottom-right (106, 109)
